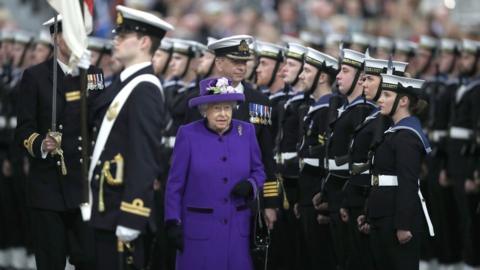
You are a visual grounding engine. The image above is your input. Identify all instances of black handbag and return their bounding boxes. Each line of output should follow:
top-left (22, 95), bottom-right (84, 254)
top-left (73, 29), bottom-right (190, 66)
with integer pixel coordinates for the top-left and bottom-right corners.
top-left (251, 197), bottom-right (271, 270)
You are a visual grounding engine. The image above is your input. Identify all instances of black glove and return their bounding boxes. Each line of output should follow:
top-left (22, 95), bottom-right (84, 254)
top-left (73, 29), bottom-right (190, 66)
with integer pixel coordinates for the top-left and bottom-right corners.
top-left (166, 220), bottom-right (183, 251)
top-left (231, 180), bottom-right (254, 198)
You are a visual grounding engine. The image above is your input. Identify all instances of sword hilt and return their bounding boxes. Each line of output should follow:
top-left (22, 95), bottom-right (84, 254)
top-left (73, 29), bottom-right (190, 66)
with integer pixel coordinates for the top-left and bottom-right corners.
top-left (48, 131), bottom-right (67, 175)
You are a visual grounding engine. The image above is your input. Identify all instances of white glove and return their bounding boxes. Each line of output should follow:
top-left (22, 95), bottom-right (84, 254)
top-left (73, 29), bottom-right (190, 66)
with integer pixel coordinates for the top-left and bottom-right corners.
top-left (115, 225), bottom-right (140, 242)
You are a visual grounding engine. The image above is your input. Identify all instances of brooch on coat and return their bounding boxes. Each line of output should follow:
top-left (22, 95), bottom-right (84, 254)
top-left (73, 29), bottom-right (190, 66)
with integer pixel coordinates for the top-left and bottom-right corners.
top-left (238, 125), bottom-right (243, 136)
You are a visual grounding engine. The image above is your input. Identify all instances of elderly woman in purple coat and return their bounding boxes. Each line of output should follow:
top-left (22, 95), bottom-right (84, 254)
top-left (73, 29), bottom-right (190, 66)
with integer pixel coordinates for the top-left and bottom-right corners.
top-left (164, 77), bottom-right (266, 270)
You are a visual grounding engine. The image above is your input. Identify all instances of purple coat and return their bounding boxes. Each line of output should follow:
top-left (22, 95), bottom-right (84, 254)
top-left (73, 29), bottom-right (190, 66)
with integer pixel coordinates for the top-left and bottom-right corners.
top-left (165, 119), bottom-right (265, 270)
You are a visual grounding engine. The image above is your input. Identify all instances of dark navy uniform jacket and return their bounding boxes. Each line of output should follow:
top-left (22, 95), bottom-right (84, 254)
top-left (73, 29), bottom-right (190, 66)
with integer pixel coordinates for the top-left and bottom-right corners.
top-left (164, 81), bottom-right (196, 137)
top-left (297, 94), bottom-right (332, 205)
top-left (89, 65), bottom-right (167, 232)
top-left (327, 96), bottom-right (376, 175)
top-left (278, 93), bottom-right (314, 178)
top-left (368, 116), bottom-right (431, 232)
top-left (234, 82), bottom-right (279, 208)
top-left (268, 91), bottom-right (289, 143)
top-left (447, 77), bottom-right (480, 178)
top-left (15, 58), bottom-right (104, 211)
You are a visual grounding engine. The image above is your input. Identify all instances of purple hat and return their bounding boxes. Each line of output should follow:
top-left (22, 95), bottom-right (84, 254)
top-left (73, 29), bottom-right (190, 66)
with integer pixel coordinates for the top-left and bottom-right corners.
top-left (188, 77), bottom-right (245, 108)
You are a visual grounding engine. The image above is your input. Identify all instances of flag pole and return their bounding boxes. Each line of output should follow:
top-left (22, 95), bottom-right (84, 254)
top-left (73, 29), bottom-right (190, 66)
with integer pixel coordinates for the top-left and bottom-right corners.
top-left (51, 15), bottom-right (58, 132)
top-left (79, 0), bottom-right (90, 205)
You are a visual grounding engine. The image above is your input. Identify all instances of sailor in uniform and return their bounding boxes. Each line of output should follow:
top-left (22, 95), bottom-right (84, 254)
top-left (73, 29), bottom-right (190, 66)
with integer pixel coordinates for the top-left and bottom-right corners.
top-left (254, 41), bottom-right (286, 140)
top-left (152, 37), bottom-right (173, 82)
top-left (446, 39), bottom-right (480, 268)
top-left (422, 38), bottom-right (464, 267)
top-left (365, 73), bottom-right (434, 270)
top-left (280, 42), bottom-right (308, 95)
top-left (83, 6), bottom-right (173, 269)
top-left (32, 30), bottom-right (53, 65)
top-left (296, 47), bottom-right (339, 270)
top-left (319, 49), bottom-right (374, 269)
top-left (87, 37), bottom-right (115, 88)
top-left (15, 16), bottom-right (105, 270)
top-left (162, 39), bottom-right (202, 150)
top-left (342, 57), bottom-right (408, 270)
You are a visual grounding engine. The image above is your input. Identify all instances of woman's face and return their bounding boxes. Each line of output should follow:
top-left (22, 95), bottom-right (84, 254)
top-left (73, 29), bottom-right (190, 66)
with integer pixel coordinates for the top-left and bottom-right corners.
top-left (378, 90), bottom-right (397, 115)
top-left (206, 102), bottom-right (234, 133)
top-left (362, 74), bottom-right (381, 101)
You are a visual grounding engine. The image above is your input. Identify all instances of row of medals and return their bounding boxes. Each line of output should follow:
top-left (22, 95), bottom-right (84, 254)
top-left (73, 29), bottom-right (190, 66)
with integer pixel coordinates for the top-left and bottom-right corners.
top-left (250, 113), bottom-right (272, 125)
top-left (249, 104), bottom-right (272, 125)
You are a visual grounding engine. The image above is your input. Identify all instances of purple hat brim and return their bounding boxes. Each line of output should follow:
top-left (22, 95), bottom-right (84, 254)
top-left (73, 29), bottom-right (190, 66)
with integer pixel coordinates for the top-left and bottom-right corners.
top-left (188, 93), bottom-right (245, 108)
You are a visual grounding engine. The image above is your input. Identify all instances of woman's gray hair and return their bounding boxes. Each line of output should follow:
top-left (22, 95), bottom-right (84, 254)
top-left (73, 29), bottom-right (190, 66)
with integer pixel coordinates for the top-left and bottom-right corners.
top-left (198, 104), bottom-right (209, 117)
top-left (198, 102), bottom-right (238, 117)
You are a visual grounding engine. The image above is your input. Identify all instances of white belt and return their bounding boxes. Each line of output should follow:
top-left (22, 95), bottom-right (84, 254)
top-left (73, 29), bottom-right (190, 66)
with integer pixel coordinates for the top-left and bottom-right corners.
top-left (328, 159), bottom-right (348, 171)
top-left (449, 127), bottom-right (473, 140)
top-left (275, 152), bottom-right (297, 164)
top-left (371, 175), bottom-right (398, 186)
top-left (0, 116), bottom-right (6, 128)
top-left (429, 130), bottom-right (447, 142)
top-left (371, 175), bottom-right (435, 237)
top-left (162, 136), bottom-right (176, 148)
top-left (302, 158), bottom-right (319, 167)
top-left (9, 117), bottom-right (17, 128)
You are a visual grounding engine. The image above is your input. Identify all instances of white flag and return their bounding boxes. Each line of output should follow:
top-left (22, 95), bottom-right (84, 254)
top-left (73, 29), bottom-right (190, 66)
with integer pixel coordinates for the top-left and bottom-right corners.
top-left (47, 0), bottom-right (94, 70)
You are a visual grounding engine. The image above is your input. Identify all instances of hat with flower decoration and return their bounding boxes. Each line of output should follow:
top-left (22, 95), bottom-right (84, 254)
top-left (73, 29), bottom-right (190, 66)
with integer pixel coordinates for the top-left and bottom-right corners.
top-left (188, 77), bottom-right (245, 107)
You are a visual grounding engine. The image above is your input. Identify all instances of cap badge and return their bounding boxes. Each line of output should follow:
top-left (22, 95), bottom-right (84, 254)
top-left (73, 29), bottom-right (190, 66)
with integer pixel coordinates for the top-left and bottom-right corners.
top-left (116, 12), bottom-right (123, 25)
top-left (239, 40), bottom-right (249, 52)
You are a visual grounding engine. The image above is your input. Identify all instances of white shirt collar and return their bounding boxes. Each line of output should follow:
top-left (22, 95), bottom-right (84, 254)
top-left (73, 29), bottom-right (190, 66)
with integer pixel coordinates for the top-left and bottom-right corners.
top-left (234, 82), bottom-right (244, 94)
top-left (120, 62), bottom-right (151, 82)
top-left (57, 59), bottom-right (79, 76)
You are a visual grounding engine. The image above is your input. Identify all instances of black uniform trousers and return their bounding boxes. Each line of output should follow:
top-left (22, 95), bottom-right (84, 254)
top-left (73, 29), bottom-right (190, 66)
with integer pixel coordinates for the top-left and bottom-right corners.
top-left (297, 169), bottom-right (335, 270)
top-left (447, 140), bottom-right (480, 266)
top-left (94, 229), bottom-right (145, 270)
top-left (424, 152), bottom-right (462, 264)
top-left (29, 208), bottom-right (94, 270)
top-left (342, 182), bottom-right (374, 270)
top-left (265, 176), bottom-right (304, 270)
top-left (324, 173), bottom-right (350, 270)
top-left (369, 216), bottom-right (421, 270)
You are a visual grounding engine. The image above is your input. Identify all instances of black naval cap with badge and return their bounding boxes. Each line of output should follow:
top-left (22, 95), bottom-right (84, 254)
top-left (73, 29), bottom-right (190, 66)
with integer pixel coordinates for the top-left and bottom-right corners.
top-left (208, 35), bottom-right (255, 60)
top-left (113, 5), bottom-right (174, 39)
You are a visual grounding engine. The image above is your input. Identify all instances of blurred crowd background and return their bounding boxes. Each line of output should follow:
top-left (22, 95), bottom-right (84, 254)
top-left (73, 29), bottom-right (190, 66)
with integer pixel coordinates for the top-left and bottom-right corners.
top-left (0, 0), bottom-right (479, 47)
